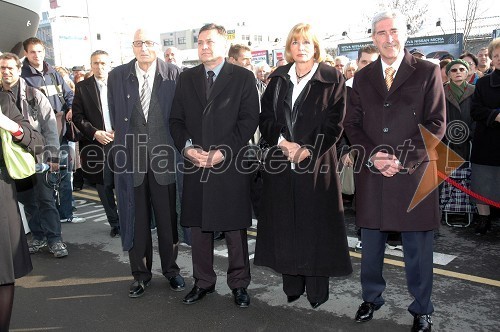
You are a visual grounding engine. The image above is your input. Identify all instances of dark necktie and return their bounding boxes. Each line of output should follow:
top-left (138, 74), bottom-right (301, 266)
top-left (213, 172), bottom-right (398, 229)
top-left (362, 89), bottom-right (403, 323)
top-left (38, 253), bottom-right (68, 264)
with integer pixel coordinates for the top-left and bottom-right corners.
top-left (206, 70), bottom-right (215, 97)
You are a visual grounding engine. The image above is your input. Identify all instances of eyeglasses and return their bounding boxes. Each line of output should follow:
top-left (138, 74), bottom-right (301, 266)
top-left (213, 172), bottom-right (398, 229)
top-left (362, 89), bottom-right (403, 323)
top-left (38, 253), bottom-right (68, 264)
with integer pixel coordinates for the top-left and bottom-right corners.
top-left (132, 40), bottom-right (156, 48)
top-left (450, 68), bottom-right (467, 73)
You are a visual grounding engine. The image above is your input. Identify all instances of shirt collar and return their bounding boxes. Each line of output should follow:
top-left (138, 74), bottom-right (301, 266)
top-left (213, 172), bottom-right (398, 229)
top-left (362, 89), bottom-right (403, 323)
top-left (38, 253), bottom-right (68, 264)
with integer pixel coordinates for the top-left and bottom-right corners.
top-left (204, 60), bottom-right (224, 79)
top-left (135, 59), bottom-right (157, 78)
top-left (381, 50), bottom-right (405, 77)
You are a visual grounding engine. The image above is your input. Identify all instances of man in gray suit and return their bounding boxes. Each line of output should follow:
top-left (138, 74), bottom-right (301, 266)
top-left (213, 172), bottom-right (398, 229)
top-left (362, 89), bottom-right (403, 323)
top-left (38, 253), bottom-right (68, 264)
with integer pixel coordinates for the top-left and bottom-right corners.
top-left (107, 28), bottom-right (184, 298)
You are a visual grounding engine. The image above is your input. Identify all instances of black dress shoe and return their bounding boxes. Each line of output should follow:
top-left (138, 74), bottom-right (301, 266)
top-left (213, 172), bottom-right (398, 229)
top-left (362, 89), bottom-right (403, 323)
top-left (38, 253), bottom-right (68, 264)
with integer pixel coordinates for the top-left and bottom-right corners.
top-left (310, 296), bottom-right (328, 309)
top-left (412, 314), bottom-right (432, 332)
top-left (287, 295), bottom-right (301, 303)
top-left (129, 279), bottom-right (150, 298)
top-left (232, 287), bottom-right (250, 308)
top-left (168, 274), bottom-right (185, 291)
top-left (213, 231), bottom-right (225, 241)
top-left (355, 301), bottom-right (381, 322)
top-left (110, 227), bottom-right (120, 238)
top-left (183, 285), bottom-right (215, 304)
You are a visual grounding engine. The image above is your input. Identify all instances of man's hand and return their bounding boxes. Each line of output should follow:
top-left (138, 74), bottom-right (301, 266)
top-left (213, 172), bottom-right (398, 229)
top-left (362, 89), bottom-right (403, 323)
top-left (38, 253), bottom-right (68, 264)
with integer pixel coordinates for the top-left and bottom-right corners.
top-left (47, 162), bottom-right (60, 172)
top-left (94, 130), bottom-right (114, 145)
top-left (206, 149), bottom-right (225, 167)
top-left (66, 109), bottom-right (73, 121)
top-left (290, 147), bottom-right (311, 163)
top-left (279, 139), bottom-right (301, 160)
top-left (371, 151), bottom-right (402, 177)
top-left (184, 147), bottom-right (210, 167)
top-left (495, 113), bottom-right (500, 123)
top-left (341, 153), bottom-right (353, 167)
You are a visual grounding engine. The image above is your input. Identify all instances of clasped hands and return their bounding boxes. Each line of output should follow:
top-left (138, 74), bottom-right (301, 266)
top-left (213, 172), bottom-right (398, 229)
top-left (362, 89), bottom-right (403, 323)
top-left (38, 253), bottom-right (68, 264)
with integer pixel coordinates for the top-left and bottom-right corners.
top-left (185, 147), bottom-right (224, 168)
top-left (94, 130), bottom-right (114, 145)
top-left (371, 151), bottom-right (403, 177)
top-left (279, 140), bottom-right (311, 164)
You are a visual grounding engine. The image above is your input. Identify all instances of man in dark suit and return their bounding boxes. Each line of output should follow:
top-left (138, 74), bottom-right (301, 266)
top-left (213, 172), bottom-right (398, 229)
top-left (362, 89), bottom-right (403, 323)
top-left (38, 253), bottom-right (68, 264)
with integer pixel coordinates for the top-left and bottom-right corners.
top-left (170, 23), bottom-right (259, 308)
top-left (72, 50), bottom-right (120, 238)
top-left (107, 28), bottom-right (184, 298)
top-left (344, 10), bottom-right (446, 332)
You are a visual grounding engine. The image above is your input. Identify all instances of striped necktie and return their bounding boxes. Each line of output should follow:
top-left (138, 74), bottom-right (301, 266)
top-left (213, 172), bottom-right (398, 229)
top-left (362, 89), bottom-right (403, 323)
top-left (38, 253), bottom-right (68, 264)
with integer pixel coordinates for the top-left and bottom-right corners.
top-left (385, 67), bottom-right (395, 91)
top-left (140, 74), bottom-right (151, 120)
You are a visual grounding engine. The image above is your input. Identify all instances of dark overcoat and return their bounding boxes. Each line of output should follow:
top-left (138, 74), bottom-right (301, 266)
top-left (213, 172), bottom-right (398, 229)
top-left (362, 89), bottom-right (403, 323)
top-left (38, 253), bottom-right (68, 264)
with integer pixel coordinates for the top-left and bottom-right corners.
top-left (253, 63), bottom-right (353, 277)
top-left (443, 82), bottom-right (475, 160)
top-left (344, 50), bottom-right (446, 232)
top-left (470, 69), bottom-right (500, 166)
top-left (107, 59), bottom-right (180, 251)
top-left (73, 76), bottom-right (108, 184)
top-left (169, 62), bottom-right (259, 231)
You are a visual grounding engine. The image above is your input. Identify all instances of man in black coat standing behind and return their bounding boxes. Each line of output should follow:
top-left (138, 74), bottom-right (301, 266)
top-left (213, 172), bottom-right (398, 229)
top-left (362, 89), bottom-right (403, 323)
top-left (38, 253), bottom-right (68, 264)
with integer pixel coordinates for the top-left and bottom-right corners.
top-left (170, 23), bottom-right (259, 308)
top-left (72, 50), bottom-right (120, 238)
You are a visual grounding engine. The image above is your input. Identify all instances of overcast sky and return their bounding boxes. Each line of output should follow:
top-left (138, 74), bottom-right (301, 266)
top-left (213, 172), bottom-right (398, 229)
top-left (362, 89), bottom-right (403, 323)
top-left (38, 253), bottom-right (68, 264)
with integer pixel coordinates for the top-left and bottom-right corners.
top-left (43, 0), bottom-right (499, 40)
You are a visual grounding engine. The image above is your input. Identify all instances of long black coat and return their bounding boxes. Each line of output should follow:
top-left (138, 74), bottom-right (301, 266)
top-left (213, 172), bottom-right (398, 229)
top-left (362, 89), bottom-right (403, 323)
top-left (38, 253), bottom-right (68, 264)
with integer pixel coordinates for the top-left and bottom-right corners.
top-left (170, 62), bottom-right (259, 231)
top-left (0, 92), bottom-right (44, 284)
top-left (253, 63), bottom-right (352, 277)
top-left (344, 50), bottom-right (446, 232)
top-left (73, 76), bottom-right (108, 184)
top-left (470, 69), bottom-right (500, 166)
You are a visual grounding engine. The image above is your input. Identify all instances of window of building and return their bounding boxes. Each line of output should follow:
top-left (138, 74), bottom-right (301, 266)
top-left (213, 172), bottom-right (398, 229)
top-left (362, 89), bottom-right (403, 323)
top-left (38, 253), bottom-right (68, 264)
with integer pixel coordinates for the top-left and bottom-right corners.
top-left (163, 39), bottom-right (173, 46)
top-left (178, 37), bottom-right (186, 44)
top-left (254, 35), bottom-right (262, 42)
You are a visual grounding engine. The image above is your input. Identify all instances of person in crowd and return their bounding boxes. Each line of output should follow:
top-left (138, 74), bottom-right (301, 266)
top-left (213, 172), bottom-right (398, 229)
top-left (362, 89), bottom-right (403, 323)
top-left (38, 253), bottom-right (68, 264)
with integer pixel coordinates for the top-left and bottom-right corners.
top-left (254, 61), bottom-right (271, 95)
top-left (439, 58), bottom-right (452, 85)
top-left (55, 66), bottom-right (75, 92)
top-left (276, 58), bottom-right (288, 67)
top-left (170, 23), bottom-right (259, 308)
top-left (107, 28), bottom-right (184, 298)
top-left (334, 55), bottom-right (349, 74)
top-left (344, 60), bottom-right (358, 80)
top-left (254, 22), bottom-right (352, 309)
top-left (21, 37), bottom-right (85, 224)
top-left (443, 59), bottom-right (475, 160)
top-left (0, 53), bottom-right (66, 258)
top-left (346, 45), bottom-right (380, 88)
top-left (476, 47), bottom-right (493, 75)
top-left (0, 91), bottom-right (44, 331)
top-left (344, 10), bottom-right (446, 332)
top-left (72, 66), bottom-right (86, 84)
top-left (164, 46), bottom-right (182, 67)
top-left (228, 43), bottom-right (252, 70)
top-left (410, 48), bottom-right (426, 59)
top-left (72, 50), bottom-right (120, 238)
top-left (323, 54), bottom-right (335, 66)
top-left (459, 52), bottom-right (482, 85)
top-left (470, 37), bottom-right (500, 235)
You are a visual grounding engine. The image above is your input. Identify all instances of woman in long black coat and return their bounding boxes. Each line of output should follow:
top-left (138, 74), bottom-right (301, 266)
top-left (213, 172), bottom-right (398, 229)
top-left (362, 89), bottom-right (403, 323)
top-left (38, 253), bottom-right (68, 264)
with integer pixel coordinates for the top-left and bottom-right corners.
top-left (254, 23), bottom-right (352, 309)
top-left (470, 38), bottom-right (500, 234)
top-left (0, 92), bottom-right (44, 330)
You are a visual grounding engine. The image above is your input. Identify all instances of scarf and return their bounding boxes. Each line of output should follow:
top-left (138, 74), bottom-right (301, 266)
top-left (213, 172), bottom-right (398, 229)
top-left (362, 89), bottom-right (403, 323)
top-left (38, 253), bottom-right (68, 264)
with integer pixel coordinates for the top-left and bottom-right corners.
top-left (450, 81), bottom-right (467, 102)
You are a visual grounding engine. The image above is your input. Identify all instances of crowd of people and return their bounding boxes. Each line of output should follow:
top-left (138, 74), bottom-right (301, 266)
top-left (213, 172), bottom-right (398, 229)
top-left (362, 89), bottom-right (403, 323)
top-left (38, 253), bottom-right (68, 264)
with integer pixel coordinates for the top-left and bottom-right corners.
top-left (0, 8), bottom-right (499, 332)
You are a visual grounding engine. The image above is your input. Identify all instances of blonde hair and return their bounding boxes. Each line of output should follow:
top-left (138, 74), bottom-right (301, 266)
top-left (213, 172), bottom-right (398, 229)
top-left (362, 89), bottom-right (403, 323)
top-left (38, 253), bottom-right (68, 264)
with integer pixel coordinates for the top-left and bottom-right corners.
top-left (284, 23), bottom-right (323, 63)
top-left (488, 37), bottom-right (500, 59)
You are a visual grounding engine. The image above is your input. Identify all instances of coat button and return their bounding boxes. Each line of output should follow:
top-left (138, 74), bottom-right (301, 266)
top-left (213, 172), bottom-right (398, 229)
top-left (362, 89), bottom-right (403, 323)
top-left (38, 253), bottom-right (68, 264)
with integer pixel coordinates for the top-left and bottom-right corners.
top-left (124, 117), bottom-right (128, 122)
top-left (143, 122), bottom-right (146, 126)
top-left (127, 94), bottom-right (130, 99)
top-left (383, 127), bottom-right (389, 133)
top-left (384, 102), bottom-right (390, 107)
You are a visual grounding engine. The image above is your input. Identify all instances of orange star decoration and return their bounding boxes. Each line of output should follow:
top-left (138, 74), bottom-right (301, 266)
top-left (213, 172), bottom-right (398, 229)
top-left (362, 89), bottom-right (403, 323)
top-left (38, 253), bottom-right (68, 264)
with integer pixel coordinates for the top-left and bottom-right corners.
top-left (407, 125), bottom-right (465, 212)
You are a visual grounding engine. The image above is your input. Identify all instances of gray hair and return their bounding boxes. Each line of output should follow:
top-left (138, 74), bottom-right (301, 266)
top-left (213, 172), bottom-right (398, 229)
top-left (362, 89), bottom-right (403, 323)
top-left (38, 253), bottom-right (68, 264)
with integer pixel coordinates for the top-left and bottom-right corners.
top-left (371, 10), bottom-right (407, 36)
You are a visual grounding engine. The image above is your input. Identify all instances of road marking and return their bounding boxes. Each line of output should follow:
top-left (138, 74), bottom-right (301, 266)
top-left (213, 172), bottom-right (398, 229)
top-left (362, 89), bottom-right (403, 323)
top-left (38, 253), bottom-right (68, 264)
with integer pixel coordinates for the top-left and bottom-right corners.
top-left (73, 192), bottom-right (100, 201)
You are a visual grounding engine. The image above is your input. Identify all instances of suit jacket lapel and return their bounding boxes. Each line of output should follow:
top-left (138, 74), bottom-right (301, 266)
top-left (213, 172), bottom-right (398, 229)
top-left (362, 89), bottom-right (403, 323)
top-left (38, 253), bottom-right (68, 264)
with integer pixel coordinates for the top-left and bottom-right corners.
top-left (368, 58), bottom-right (388, 98)
top-left (207, 62), bottom-right (231, 103)
top-left (193, 65), bottom-right (207, 106)
top-left (389, 52), bottom-right (416, 95)
top-left (85, 76), bottom-right (102, 114)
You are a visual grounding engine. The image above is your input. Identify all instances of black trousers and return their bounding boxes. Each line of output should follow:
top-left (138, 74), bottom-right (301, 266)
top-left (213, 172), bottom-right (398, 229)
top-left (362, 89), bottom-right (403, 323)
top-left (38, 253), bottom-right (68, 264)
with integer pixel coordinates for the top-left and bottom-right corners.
top-left (128, 172), bottom-right (179, 282)
top-left (282, 274), bottom-right (329, 303)
top-left (191, 227), bottom-right (250, 289)
top-left (360, 228), bottom-right (434, 315)
top-left (95, 149), bottom-right (118, 228)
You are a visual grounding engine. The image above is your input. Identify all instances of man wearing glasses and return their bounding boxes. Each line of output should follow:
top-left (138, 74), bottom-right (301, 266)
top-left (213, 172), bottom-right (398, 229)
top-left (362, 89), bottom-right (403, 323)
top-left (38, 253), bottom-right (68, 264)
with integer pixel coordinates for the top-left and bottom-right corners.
top-left (107, 28), bottom-right (184, 298)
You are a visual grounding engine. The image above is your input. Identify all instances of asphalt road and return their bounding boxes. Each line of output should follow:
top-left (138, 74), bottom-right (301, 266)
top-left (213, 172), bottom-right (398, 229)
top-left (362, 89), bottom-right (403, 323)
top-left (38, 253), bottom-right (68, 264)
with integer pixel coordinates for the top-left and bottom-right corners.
top-left (10, 186), bottom-right (500, 332)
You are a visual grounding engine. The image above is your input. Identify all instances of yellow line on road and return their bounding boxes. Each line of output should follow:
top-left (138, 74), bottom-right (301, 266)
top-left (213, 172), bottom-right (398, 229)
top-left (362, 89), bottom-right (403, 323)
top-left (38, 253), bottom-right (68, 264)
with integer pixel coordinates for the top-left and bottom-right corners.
top-left (73, 192), bottom-right (100, 201)
top-left (349, 251), bottom-right (500, 287)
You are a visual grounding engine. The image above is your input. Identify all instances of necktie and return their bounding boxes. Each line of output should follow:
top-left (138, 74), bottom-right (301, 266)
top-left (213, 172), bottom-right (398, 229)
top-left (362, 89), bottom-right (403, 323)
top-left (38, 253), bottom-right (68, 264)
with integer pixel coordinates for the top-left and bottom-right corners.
top-left (140, 74), bottom-right (151, 120)
top-left (385, 67), bottom-right (395, 91)
top-left (206, 70), bottom-right (215, 97)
